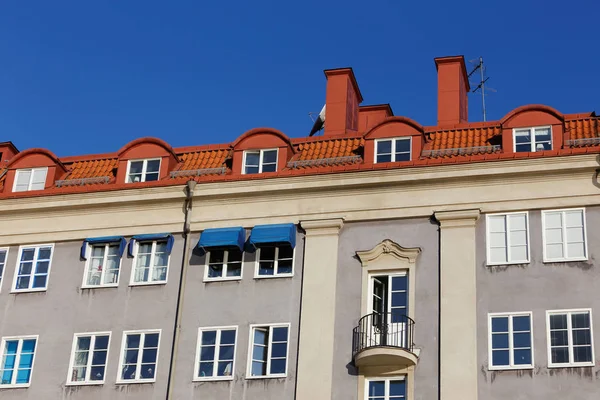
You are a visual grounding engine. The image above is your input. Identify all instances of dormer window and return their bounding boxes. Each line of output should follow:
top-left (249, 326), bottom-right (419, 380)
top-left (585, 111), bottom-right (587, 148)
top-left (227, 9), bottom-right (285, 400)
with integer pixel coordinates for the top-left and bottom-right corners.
top-left (514, 127), bottom-right (552, 152)
top-left (375, 138), bottom-right (411, 163)
top-left (243, 149), bottom-right (278, 174)
top-left (126, 159), bottom-right (160, 183)
top-left (13, 168), bottom-right (47, 192)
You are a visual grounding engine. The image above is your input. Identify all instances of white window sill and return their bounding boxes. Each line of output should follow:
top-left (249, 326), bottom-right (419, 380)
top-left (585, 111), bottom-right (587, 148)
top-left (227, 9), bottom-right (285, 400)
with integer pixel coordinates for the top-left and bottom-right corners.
top-left (245, 374), bottom-right (287, 380)
top-left (253, 274), bottom-right (294, 280)
top-left (65, 381), bottom-right (105, 386)
top-left (203, 277), bottom-right (242, 283)
top-left (547, 362), bottom-right (595, 369)
top-left (129, 281), bottom-right (167, 287)
top-left (0, 383), bottom-right (31, 388)
top-left (81, 284), bottom-right (119, 290)
top-left (543, 257), bottom-right (588, 263)
top-left (193, 376), bottom-right (234, 382)
top-left (486, 260), bottom-right (530, 267)
top-left (115, 379), bottom-right (156, 385)
top-left (11, 288), bottom-right (47, 294)
top-left (488, 365), bottom-right (534, 371)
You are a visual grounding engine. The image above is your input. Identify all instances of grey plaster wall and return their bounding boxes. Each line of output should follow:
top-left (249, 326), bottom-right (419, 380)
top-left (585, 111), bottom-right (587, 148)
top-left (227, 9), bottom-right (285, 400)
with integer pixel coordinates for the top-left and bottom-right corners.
top-left (477, 207), bottom-right (600, 400)
top-left (0, 235), bottom-right (184, 399)
top-left (332, 218), bottom-right (440, 400)
top-left (171, 229), bottom-right (304, 400)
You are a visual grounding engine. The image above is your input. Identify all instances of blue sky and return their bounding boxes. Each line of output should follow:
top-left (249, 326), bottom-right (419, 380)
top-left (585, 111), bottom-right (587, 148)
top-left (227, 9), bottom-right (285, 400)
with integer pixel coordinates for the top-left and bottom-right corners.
top-left (1, 0), bottom-right (598, 156)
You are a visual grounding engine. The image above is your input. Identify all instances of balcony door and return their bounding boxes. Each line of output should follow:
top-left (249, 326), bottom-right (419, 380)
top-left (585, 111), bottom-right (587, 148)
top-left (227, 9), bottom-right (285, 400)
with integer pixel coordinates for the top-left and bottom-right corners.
top-left (369, 273), bottom-right (408, 347)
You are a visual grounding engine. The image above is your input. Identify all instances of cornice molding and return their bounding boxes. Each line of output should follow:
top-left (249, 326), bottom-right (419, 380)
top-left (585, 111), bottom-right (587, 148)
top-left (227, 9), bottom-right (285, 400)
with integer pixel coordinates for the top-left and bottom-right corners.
top-left (434, 209), bottom-right (481, 227)
top-left (356, 239), bottom-right (421, 265)
top-left (300, 218), bottom-right (344, 236)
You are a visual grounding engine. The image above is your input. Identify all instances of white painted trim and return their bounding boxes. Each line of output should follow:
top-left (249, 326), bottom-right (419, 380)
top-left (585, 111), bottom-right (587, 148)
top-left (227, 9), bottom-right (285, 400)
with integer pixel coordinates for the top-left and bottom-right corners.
top-left (192, 326), bottom-right (238, 382)
top-left (65, 331), bottom-right (112, 386)
top-left (0, 247), bottom-right (9, 294)
top-left (374, 137), bottom-right (412, 163)
top-left (0, 335), bottom-right (39, 388)
top-left (487, 311), bottom-right (534, 371)
top-left (203, 249), bottom-right (244, 282)
top-left (485, 211), bottom-right (530, 266)
top-left (512, 125), bottom-right (552, 152)
top-left (546, 308), bottom-right (595, 368)
top-left (11, 244), bottom-right (54, 293)
top-left (242, 148), bottom-right (279, 175)
top-left (12, 167), bottom-right (48, 192)
top-left (541, 207), bottom-right (588, 263)
top-left (245, 323), bottom-right (290, 379)
top-left (129, 240), bottom-right (170, 286)
top-left (81, 243), bottom-right (123, 289)
top-left (253, 246), bottom-right (295, 279)
top-left (115, 329), bottom-right (162, 384)
top-left (364, 375), bottom-right (407, 399)
top-left (125, 158), bottom-right (161, 183)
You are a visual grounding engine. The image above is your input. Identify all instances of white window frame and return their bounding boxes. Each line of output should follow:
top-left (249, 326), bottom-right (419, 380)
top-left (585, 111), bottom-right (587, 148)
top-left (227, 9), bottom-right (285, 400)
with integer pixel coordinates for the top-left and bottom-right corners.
top-left (485, 212), bottom-right (530, 266)
top-left (246, 323), bottom-right (290, 379)
top-left (253, 246), bottom-right (295, 279)
top-left (11, 244), bottom-right (54, 293)
top-left (0, 335), bottom-right (39, 388)
top-left (374, 137), bottom-right (412, 163)
top-left (193, 326), bottom-right (238, 382)
top-left (129, 240), bottom-right (170, 286)
top-left (542, 208), bottom-right (588, 262)
top-left (0, 247), bottom-right (9, 294)
top-left (242, 148), bottom-right (278, 174)
top-left (364, 376), bottom-right (407, 399)
top-left (12, 167), bottom-right (48, 192)
top-left (81, 243), bottom-right (123, 289)
top-left (203, 249), bottom-right (244, 282)
top-left (125, 158), bottom-right (161, 183)
top-left (546, 308), bottom-right (595, 368)
top-left (512, 126), bottom-right (552, 152)
top-left (66, 332), bottom-right (112, 386)
top-left (116, 329), bottom-right (161, 384)
top-left (487, 312), bottom-right (534, 371)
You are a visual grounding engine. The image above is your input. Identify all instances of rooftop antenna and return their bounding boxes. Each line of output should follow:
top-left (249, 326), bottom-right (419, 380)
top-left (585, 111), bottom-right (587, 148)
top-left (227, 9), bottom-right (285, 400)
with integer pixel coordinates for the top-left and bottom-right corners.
top-left (468, 56), bottom-right (495, 122)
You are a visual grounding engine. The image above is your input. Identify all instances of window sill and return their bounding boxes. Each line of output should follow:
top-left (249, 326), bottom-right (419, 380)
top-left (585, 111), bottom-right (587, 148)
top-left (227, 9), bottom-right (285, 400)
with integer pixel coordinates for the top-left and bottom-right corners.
top-left (129, 281), bottom-right (167, 287)
top-left (193, 376), bottom-right (234, 382)
top-left (11, 288), bottom-right (47, 294)
top-left (488, 365), bottom-right (534, 371)
top-left (543, 257), bottom-right (588, 263)
top-left (203, 277), bottom-right (242, 283)
top-left (245, 374), bottom-right (287, 380)
top-left (0, 383), bottom-right (31, 388)
top-left (81, 284), bottom-right (119, 290)
top-left (115, 379), bottom-right (156, 385)
top-left (486, 261), bottom-right (530, 267)
top-left (65, 381), bottom-right (105, 386)
top-left (253, 274), bottom-right (294, 280)
top-left (547, 362), bottom-right (595, 369)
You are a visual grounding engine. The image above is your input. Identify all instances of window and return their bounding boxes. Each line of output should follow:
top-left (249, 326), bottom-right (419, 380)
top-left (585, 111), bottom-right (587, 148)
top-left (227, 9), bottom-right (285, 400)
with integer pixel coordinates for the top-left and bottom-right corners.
top-left (542, 208), bottom-right (587, 262)
top-left (195, 327), bottom-right (237, 381)
top-left (0, 248), bottom-right (7, 290)
top-left (204, 249), bottom-right (243, 281)
top-left (255, 245), bottom-right (294, 277)
top-left (488, 313), bottom-right (533, 370)
top-left (365, 377), bottom-right (406, 400)
top-left (131, 240), bottom-right (169, 285)
top-left (67, 333), bottom-right (111, 385)
top-left (13, 168), bottom-right (47, 192)
top-left (375, 138), bottom-right (411, 163)
top-left (126, 159), bottom-right (161, 183)
top-left (0, 336), bottom-right (37, 387)
top-left (117, 330), bottom-right (160, 383)
top-left (243, 149), bottom-right (278, 174)
top-left (248, 324), bottom-right (289, 378)
top-left (547, 309), bottom-right (594, 367)
top-left (513, 126), bottom-right (552, 152)
top-left (12, 245), bottom-right (53, 292)
top-left (83, 244), bottom-right (122, 288)
top-left (486, 212), bottom-right (529, 265)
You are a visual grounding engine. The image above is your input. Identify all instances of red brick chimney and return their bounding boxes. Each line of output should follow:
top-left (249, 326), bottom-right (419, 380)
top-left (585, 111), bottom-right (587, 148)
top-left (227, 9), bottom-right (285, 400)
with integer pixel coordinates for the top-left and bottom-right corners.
top-left (434, 56), bottom-right (470, 126)
top-left (323, 68), bottom-right (363, 136)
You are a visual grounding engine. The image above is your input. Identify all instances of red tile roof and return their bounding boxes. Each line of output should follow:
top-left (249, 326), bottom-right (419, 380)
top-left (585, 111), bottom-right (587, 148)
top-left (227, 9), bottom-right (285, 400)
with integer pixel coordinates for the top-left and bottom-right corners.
top-left (425, 126), bottom-right (501, 151)
top-left (566, 117), bottom-right (599, 140)
top-left (175, 149), bottom-right (231, 172)
top-left (65, 158), bottom-right (119, 180)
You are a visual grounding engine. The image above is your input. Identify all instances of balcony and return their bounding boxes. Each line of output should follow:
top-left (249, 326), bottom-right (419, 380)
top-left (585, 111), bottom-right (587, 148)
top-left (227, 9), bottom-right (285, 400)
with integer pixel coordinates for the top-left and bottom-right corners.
top-left (352, 313), bottom-right (417, 368)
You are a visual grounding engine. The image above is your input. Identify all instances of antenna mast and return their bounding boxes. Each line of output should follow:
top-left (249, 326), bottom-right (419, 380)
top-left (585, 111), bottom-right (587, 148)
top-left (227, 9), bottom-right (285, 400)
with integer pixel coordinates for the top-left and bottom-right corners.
top-left (468, 56), bottom-right (491, 122)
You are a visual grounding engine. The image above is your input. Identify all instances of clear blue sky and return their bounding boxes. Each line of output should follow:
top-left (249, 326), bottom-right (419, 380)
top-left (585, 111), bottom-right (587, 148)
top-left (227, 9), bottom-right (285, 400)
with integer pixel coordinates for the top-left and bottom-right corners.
top-left (1, 0), bottom-right (598, 156)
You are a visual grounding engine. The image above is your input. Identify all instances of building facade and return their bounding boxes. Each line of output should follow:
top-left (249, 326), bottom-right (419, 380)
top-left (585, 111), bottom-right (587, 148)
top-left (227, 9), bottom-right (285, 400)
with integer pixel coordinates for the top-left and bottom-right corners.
top-left (0, 55), bottom-right (598, 400)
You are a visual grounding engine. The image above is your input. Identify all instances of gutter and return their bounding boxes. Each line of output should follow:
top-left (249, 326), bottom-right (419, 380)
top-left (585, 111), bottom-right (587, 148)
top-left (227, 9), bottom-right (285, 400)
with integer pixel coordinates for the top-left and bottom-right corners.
top-left (165, 179), bottom-right (197, 400)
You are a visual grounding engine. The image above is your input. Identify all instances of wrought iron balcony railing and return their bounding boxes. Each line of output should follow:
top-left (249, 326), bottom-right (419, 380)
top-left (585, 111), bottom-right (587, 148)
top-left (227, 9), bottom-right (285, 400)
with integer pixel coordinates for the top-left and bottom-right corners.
top-left (352, 312), bottom-right (415, 358)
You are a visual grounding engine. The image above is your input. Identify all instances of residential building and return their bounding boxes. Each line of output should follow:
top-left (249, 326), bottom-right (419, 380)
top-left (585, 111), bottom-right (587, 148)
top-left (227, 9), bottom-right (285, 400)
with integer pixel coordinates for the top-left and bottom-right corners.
top-left (0, 55), bottom-right (598, 400)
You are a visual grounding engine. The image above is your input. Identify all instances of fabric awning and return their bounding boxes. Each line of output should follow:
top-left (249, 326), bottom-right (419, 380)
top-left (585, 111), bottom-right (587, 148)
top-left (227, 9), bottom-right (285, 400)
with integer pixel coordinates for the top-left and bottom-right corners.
top-left (197, 227), bottom-right (246, 251)
top-left (128, 233), bottom-right (175, 257)
top-left (248, 223), bottom-right (296, 248)
top-left (80, 236), bottom-right (126, 260)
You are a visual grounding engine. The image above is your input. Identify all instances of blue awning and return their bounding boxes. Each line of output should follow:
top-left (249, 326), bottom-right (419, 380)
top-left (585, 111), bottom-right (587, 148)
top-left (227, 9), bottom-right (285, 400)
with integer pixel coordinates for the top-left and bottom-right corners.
top-left (128, 233), bottom-right (175, 257)
top-left (248, 223), bottom-right (296, 248)
top-left (80, 236), bottom-right (126, 260)
top-left (197, 227), bottom-right (245, 251)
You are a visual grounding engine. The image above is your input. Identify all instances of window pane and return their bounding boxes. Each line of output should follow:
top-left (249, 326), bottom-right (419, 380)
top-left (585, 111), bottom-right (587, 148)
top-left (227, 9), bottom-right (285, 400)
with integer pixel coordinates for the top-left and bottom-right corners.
top-left (217, 361), bottom-right (233, 376)
top-left (278, 245), bottom-right (293, 260)
top-left (218, 345), bottom-right (234, 360)
top-left (227, 249), bottom-right (242, 263)
top-left (574, 346), bottom-right (593, 363)
top-left (126, 334), bottom-right (141, 349)
top-left (567, 243), bottom-right (585, 258)
top-left (208, 264), bottom-right (223, 278)
top-left (32, 275), bottom-right (47, 288)
top-left (377, 140), bottom-right (392, 154)
top-left (270, 358), bottom-right (286, 374)
top-left (513, 349), bottom-right (532, 365)
top-left (572, 330), bottom-right (591, 346)
top-left (262, 150), bottom-right (277, 164)
top-left (142, 349), bottom-right (157, 364)
top-left (202, 331), bottom-right (217, 346)
top-left (514, 130), bottom-right (531, 143)
top-left (513, 332), bottom-right (531, 348)
top-left (368, 381), bottom-right (385, 396)
top-left (566, 227), bottom-right (584, 243)
top-left (200, 347), bottom-right (215, 361)
top-left (144, 172), bottom-right (159, 182)
top-left (389, 380), bottom-right (406, 396)
top-left (492, 333), bottom-right (509, 349)
top-left (492, 350), bottom-right (509, 366)
top-left (146, 160), bottom-right (161, 173)
top-left (572, 313), bottom-right (590, 329)
top-left (376, 154), bottom-right (392, 163)
top-left (92, 350), bottom-right (107, 366)
top-left (251, 361), bottom-right (266, 376)
top-left (546, 243), bottom-right (564, 260)
top-left (253, 329), bottom-right (268, 346)
top-left (129, 161), bottom-right (143, 174)
top-left (144, 333), bottom-right (159, 348)
top-left (226, 263), bottom-right (241, 277)
top-left (513, 316), bottom-right (530, 331)
top-left (277, 259), bottom-right (293, 274)
top-left (245, 166), bottom-right (259, 174)
top-left (271, 343), bottom-right (287, 358)
top-left (509, 230), bottom-right (527, 247)
top-left (510, 246), bottom-right (528, 262)
top-left (21, 249), bottom-right (35, 262)
top-left (220, 330), bottom-right (236, 345)
top-left (261, 163), bottom-right (277, 172)
top-left (489, 248), bottom-right (507, 264)
top-left (245, 152), bottom-right (260, 167)
top-left (199, 362), bottom-right (213, 377)
top-left (491, 317), bottom-right (509, 332)
top-left (550, 330), bottom-right (568, 346)
top-left (90, 366), bottom-right (105, 381)
top-left (140, 364), bottom-right (155, 379)
top-left (395, 139), bottom-right (411, 153)
top-left (544, 213), bottom-right (562, 229)
top-left (534, 128), bottom-right (551, 142)
top-left (550, 314), bottom-right (568, 329)
top-left (551, 347), bottom-right (569, 364)
top-left (565, 210), bottom-right (583, 227)
top-left (272, 327), bottom-right (288, 342)
top-left (545, 228), bottom-right (563, 244)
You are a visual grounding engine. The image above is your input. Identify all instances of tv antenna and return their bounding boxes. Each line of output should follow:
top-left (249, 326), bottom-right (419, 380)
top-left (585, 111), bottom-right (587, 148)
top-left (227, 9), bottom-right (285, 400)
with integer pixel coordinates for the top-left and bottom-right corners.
top-left (468, 56), bottom-right (495, 122)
